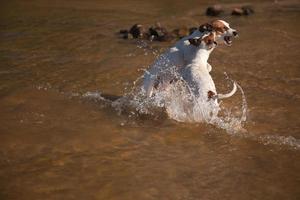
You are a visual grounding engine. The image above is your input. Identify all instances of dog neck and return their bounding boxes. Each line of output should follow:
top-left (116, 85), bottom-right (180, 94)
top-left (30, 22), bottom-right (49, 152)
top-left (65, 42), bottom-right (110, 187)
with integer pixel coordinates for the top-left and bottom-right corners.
top-left (190, 48), bottom-right (212, 68)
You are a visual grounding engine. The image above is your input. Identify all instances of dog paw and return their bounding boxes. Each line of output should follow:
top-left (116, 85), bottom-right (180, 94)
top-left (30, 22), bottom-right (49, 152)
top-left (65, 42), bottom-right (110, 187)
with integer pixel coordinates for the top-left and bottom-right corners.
top-left (207, 90), bottom-right (216, 100)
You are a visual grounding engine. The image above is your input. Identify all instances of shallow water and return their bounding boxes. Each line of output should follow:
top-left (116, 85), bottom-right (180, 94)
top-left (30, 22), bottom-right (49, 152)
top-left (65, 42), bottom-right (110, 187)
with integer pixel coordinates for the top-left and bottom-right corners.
top-left (1, 0), bottom-right (300, 199)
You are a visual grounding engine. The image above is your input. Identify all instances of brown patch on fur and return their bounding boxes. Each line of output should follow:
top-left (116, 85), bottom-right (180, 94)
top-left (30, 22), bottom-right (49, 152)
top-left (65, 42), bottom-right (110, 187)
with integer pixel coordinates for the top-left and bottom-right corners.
top-left (202, 32), bottom-right (215, 46)
top-left (208, 90), bottom-right (216, 99)
top-left (189, 32), bottom-right (216, 48)
top-left (211, 20), bottom-right (228, 35)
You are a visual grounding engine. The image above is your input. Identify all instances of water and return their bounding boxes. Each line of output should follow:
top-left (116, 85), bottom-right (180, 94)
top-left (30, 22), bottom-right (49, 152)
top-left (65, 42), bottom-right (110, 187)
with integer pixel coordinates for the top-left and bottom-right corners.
top-left (1, 0), bottom-right (300, 199)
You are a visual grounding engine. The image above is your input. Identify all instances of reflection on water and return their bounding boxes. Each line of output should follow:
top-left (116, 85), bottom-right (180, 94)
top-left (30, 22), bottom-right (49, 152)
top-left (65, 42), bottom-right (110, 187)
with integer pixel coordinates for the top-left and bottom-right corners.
top-left (0, 0), bottom-right (300, 199)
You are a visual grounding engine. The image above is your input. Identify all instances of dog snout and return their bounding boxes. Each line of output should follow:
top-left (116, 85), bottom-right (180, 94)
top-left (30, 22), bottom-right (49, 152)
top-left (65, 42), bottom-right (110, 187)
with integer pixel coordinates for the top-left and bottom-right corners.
top-left (233, 31), bottom-right (238, 37)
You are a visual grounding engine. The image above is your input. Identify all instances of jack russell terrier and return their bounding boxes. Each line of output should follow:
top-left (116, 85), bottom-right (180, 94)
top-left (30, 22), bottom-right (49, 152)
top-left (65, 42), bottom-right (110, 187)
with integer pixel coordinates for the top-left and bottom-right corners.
top-left (182, 31), bottom-right (237, 104)
top-left (143, 20), bottom-right (238, 97)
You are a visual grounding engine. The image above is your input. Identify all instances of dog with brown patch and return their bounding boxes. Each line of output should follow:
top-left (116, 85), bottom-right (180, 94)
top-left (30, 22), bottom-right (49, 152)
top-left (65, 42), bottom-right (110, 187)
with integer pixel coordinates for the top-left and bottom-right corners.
top-left (143, 20), bottom-right (238, 97)
top-left (182, 31), bottom-right (237, 104)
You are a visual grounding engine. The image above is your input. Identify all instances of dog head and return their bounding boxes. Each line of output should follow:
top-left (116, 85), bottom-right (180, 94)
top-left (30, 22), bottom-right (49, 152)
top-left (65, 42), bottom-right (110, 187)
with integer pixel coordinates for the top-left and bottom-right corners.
top-left (188, 32), bottom-right (217, 50)
top-left (199, 20), bottom-right (238, 46)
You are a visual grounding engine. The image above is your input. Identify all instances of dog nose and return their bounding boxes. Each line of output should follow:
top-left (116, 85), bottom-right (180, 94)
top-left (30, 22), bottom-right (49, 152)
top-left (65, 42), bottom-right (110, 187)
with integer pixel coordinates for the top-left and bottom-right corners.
top-left (233, 31), bottom-right (238, 36)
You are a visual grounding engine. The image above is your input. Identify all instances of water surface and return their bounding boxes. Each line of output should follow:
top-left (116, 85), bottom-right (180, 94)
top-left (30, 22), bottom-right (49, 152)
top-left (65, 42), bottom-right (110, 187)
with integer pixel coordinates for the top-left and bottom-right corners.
top-left (0, 0), bottom-right (300, 199)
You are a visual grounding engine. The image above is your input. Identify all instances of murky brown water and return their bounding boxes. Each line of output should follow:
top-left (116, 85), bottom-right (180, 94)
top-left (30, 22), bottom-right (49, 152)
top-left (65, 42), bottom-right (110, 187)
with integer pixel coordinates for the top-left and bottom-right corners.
top-left (1, 0), bottom-right (300, 199)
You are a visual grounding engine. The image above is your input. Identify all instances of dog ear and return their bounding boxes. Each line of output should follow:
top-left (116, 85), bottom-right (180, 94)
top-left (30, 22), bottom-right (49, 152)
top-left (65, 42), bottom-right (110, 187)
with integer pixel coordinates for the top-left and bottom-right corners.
top-left (199, 23), bottom-right (213, 32)
top-left (188, 38), bottom-right (201, 46)
top-left (202, 32), bottom-right (217, 48)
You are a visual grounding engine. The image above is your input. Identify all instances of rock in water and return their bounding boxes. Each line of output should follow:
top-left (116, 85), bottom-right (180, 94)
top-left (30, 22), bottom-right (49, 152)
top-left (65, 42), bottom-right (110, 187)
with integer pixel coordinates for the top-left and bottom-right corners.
top-left (232, 8), bottom-right (244, 16)
top-left (242, 6), bottom-right (254, 15)
top-left (232, 6), bottom-right (254, 16)
top-left (206, 5), bottom-right (224, 16)
top-left (148, 23), bottom-right (173, 41)
top-left (172, 27), bottom-right (189, 39)
top-left (129, 24), bottom-right (146, 38)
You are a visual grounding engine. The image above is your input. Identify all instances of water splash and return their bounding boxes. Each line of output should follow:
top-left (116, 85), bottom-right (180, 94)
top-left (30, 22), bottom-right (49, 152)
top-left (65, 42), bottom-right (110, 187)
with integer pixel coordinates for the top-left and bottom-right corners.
top-left (37, 42), bottom-right (299, 150)
top-left (107, 65), bottom-right (247, 132)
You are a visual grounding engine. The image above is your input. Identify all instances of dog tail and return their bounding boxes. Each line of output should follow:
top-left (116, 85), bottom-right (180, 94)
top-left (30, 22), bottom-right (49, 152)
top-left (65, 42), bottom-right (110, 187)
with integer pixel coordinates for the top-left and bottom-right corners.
top-left (217, 81), bottom-right (237, 99)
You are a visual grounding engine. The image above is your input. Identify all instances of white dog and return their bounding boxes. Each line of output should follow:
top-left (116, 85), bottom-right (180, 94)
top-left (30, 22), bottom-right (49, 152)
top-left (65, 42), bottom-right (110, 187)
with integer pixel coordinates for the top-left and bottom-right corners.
top-left (182, 31), bottom-right (237, 104)
top-left (143, 20), bottom-right (238, 97)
